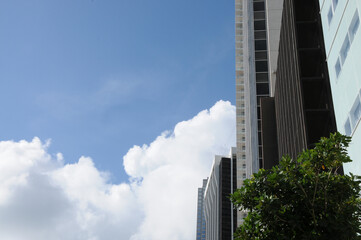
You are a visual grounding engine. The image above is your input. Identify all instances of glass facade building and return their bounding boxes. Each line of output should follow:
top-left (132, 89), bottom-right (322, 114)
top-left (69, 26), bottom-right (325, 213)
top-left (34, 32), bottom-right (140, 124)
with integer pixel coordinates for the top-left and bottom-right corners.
top-left (196, 178), bottom-right (208, 240)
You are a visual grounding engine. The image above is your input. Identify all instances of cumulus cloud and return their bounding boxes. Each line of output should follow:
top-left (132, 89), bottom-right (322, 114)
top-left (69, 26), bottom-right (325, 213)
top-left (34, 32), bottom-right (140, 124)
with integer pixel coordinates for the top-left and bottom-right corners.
top-left (0, 100), bottom-right (235, 240)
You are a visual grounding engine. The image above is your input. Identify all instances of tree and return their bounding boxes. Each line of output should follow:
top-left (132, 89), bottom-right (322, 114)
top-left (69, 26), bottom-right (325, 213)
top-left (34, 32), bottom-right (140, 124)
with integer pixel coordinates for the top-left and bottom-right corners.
top-left (230, 132), bottom-right (361, 239)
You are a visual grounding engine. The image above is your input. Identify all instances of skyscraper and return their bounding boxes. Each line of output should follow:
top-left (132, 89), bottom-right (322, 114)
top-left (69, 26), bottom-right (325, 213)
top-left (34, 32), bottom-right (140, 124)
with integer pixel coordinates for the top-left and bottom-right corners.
top-left (235, 0), bottom-right (283, 224)
top-left (259, 0), bottom-right (337, 167)
top-left (318, 0), bottom-right (361, 175)
top-left (196, 178), bottom-right (208, 240)
top-left (203, 150), bottom-right (237, 240)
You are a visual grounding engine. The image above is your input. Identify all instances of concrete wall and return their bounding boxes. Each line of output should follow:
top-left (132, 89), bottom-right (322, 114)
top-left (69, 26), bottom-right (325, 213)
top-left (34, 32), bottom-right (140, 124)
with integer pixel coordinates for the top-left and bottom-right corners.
top-left (319, 0), bottom-right (361, 175)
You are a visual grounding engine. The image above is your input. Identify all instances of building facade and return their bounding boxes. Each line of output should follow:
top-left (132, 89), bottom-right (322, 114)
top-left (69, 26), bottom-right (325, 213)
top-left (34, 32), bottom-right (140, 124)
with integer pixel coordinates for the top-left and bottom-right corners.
top-left (235, 0), bottom-right (283, 224)
top-left (203, 149), bottom-right (237, 240)
top-left (196, 178), bottom-right (208, 240)
top-left (318, 0), bottom-right (361, 175)
top-left (259, 0), bottom-right (338, 167)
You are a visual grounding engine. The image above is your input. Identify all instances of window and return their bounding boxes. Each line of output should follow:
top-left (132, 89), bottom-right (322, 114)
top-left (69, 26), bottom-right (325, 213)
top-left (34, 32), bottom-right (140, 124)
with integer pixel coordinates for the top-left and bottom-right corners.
top-left (328, 6), bottom-right (333, 25)
top-left (256, 83), bottom-right (269, 95)
top-left (328, 0), bottom-right (339, 26)
top-left (254, 11), bottom-right (265, 20)
top-left (255, 51), bottom-right (267, 60)
top-left (349, 11), bottom-right (360, 43)
top-left (256, 73), bottom-right (268, 82)
top-left (254, 20), bottom-right (266, 30)
top-left (345, 93), bottom-right (361, 136)
top-left (256, 61), bottom-right (268, 72)
top-left (336, 9), bottom-right (359, 75)
top-left (242, 173), bottom-right (247, 179)
top-left (335, 58), bottom-right (341, 78)
top-left (243, 163), bottom-right (246, 169)
top-left (255, 40), bottom-right (267, 50)
top-left (351, 97), bottom-right (361, 128)
top-left (340, 36), bottom-right (350, 64)
top-left (345, 118), bottom-right (352, 136)
top-left (254, 30), bottom-right (267, 40)
top-left (253, 2), bottom-right (265, 11)
top-left (332, 0), bottom-right (338, 8)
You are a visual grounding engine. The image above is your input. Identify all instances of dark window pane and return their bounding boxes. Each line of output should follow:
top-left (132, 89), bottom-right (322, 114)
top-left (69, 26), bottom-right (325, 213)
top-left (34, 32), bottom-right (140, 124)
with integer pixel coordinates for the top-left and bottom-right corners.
top-left (255, 40), bottom-right (267, 50)
top-left (257, 96), bottom-right (262, 105)
top-left (254, 2), bottom-right (265, 11)
top-left (256, 61), bottom-right (268, 72)
top-left (256, 83), bottom-right (270, 95)
top-left (258, 131), bottom-right (262, 142)
top-left (259, 147), bottom-right (263, 158)
top-left (256, 73), bottom-right (268, 82)
top-left (254, 30), bottom-right (267, 39)
top-left (255, 51), bottom-right (267, 60)
top-left (254, 11), bottom-right (265, 20)
top-left (254, 20), bottom-right (266, 30)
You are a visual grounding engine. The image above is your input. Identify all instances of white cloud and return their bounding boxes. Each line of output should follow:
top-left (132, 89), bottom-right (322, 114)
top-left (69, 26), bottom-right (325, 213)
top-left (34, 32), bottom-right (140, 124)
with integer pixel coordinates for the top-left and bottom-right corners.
top-left (0, 100), bottom-right (235, 240)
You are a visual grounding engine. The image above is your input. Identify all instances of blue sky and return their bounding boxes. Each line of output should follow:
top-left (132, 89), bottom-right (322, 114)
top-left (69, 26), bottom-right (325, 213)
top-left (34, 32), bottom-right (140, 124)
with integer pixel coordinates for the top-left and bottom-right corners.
top-left (0, 0), bottom-right (235, 183)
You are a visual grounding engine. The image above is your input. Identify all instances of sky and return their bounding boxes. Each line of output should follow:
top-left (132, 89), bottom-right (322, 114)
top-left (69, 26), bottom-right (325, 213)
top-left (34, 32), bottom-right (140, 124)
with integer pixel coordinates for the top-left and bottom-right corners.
top-left (0, 0), bottom-right (235, 239)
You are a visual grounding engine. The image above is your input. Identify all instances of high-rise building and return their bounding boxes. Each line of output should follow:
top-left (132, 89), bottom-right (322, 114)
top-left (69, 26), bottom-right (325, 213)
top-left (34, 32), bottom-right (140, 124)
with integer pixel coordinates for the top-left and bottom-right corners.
top-left (203, 149), bottom-right (237, 240)
top-left (196, 178), bottom-right (208, 240)
top-left (260, 0), bottom-right (337, 168)
top-left (318, 0), bottom-right (361, 175)
top-left (235, 0), bottom-right (283, 180)
top-left (235, 0), bottom-right (284, 225)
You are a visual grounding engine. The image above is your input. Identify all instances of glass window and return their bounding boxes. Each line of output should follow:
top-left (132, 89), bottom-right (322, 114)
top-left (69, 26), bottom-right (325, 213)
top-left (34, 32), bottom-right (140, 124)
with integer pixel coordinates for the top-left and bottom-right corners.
top-left (255, 40), bottom-right (267, 50)
top-left (344, 118), bottom-right (351, 136)
top-left (257, 96), bottom-right (262, 105)
top-left (254, 30), bottom-right (267, 40)
top-left (256, 61), bottom-right (268, 72)
top-left (256, 83), bottom-right (269, 95)
top-left (254, 11), bottom-right (265, 20)
top-left (259, 147), bottom-right (263, 158)
top-left (352, 97), bottom-right (361, 127)
top-left (335, 58), bottom-right (341, 78)
top-left (254, 40), bottom-right (267, 51)
top-left (349, 10), bottom-right (360, 43)
top-left (328, 6), bottom-right (333, 25)
top-left (340, 36), bottom-right (350, 64)
top-left (255, 51), bottom-right (267, 60)
top-left (332, 0), bottom-right (338, 9)
top-left (254, 20), bottom-right (266, 30)
top-left (253, 2), bottom-right (265, 11)
top-left (256, 73), bottom-right (268, 82)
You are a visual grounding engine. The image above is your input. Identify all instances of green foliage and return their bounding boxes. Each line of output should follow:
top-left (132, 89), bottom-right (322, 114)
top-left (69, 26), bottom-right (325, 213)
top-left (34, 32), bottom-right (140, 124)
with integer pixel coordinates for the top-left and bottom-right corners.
top-left (230, 132), bottom-right (361, 240)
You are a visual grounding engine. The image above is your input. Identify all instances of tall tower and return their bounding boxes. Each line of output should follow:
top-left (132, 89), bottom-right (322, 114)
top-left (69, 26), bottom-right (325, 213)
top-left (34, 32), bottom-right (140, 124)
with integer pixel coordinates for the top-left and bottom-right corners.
top-left (196, 178), bottom-right (208, 240)
top-left (236, 0), bottom-right (272, 183)
top-left (318, 0), bottom-right (361, 175)
top-left (235, 0), bottom-right (284, 224)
